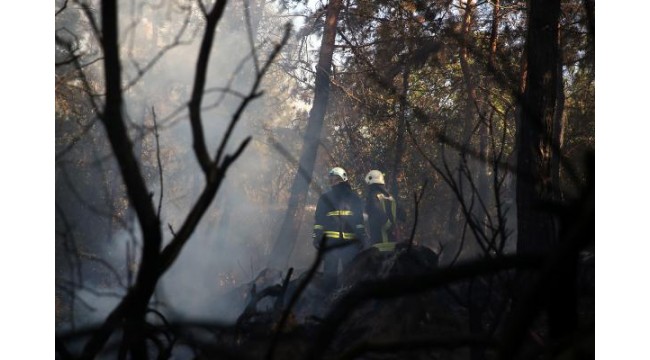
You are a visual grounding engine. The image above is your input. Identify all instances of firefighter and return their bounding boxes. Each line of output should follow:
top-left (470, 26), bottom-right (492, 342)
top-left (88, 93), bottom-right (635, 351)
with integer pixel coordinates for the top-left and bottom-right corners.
top-left (364, 170), bottom-right (405, 252)
top-left (312, 167), bottom-right (366, 288)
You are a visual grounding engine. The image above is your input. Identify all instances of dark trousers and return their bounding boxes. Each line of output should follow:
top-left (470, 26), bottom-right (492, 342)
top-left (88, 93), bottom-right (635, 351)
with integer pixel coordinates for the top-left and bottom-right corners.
top-left (322, 241), bottom-right (358, 291)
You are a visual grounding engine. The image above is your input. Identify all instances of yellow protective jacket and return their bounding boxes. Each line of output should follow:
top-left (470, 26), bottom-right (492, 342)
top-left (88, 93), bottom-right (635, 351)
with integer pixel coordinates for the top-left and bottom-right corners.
top-left (365, 184), bottom-right (403, 251)
top-left (312, 182), bottom-right (366, 248)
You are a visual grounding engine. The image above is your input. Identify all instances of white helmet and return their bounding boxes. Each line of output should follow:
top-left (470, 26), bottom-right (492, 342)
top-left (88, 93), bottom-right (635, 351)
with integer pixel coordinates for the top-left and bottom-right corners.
top-left (365, 170), bottom-right (385, 185)
top-left (328, 167), bottom-right (348, 182)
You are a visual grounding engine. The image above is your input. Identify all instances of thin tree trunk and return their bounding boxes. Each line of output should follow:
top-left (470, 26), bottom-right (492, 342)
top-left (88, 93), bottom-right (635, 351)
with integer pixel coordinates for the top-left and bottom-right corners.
top-left (477, 0), bottom-right (501, 240)
top-left (459, 0), bottom-right (477, 148)
top-left (268, 0), bottom-right (343, 269)
top-left (478, 118), bottom-right (490, 229)
top-left (391, 64), bottom-right (409, 199)
top-left (93, 1), bottom-right (163, 357)
top-left (489, 0), bottom-right (500, 69)
top-left (551, 25), bottom-right (565, 200)
top-left (80, 1), bottom-right (240, 357)
top-left (459, 0), bottom-right (489, 264)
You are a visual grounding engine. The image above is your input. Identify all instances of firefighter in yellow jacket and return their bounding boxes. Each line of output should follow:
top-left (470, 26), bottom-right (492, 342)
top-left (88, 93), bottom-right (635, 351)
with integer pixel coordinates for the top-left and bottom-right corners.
top-left (364, 170), bottom-right (405, 252)
top-left (312, 167), bottom-right (366, 287)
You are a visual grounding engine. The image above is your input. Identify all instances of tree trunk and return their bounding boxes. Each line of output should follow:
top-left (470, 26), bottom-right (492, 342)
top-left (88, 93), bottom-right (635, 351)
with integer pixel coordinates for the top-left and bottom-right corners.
top-left (515, 0), bottom-right (560, 255)
top-left (459, 0), bottom-right (490, 260)
top-left (478, 0), bottom-right (500, 244)
top-left (390, 64), bottom-right (409, 199)
top-left (489, 0), bottom-right (500, 69)
top-left (551, 25), bottom-right (565, 200)
top-left (268, 0), bottom-right (343, 269)
top-left (459, 0), bottom-right (477, 149)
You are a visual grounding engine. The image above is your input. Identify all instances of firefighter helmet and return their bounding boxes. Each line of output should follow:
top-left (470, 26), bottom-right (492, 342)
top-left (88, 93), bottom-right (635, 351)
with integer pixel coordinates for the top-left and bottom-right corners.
top-left (329, 167), bottom-right (348, 182)
top-left (365, 170), bottom-right (385, 185)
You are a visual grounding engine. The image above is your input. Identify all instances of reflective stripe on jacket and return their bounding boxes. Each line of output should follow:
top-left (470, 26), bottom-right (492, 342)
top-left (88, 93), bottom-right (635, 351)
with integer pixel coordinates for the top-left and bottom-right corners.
top-left (313, 182), bottom-right (366, 245)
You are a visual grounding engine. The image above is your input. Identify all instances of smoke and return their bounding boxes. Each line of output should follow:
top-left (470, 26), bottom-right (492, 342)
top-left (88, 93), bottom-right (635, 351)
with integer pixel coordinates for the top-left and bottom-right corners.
top-left (55, 0), bottom-right (309, 329)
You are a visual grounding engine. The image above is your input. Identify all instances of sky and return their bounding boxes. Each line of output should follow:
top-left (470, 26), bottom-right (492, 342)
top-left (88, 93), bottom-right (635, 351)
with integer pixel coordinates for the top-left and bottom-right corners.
top-left (0, 0), bottom-right (645, 358)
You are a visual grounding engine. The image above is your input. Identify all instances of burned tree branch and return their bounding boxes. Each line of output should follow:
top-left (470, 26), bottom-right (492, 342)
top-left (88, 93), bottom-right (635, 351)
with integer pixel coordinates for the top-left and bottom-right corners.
top-left (188, 0), bottom-right (229, 174)
top-left (79, 2), bottom-right (164, 358)
top-left (152, 107), bottom-right (164, 219)
top-left (67, 1), bottom-right (292, 358)
top-left (407, 181), bottom-right (428, 252)
top-left (124, 10), bottom-right (194, 90)
top-left (215, 25), bottom-right (291, 166)
top-left (161, 25), bottom-right (290, 274)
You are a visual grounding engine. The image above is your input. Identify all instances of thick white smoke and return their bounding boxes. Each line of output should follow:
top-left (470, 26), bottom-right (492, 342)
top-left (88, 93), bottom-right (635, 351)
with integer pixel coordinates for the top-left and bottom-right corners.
top-left (56, 0), bottom-right (311, 329)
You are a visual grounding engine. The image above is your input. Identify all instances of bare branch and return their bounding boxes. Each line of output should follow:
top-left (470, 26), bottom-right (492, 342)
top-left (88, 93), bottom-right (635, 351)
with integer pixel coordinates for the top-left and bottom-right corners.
top-left (202, 40), bottom-right (267, 111)
top-left (215, 24), bottom-right (292, 166)
top-left (56, 203), bottom-right (84, 288)
top-left (188, 0), bottom-right (229, 173)
top-left (204, 86), bottom-right (250, 100)
top-left (406, 181), bottom-right (428, 252)
top-left (55, 33), bottom-right (104, 113)
top-left (124, 10), bottom-right (194, 90)
top-left (79, 0), bottom-right (163, 356)
top-left (152, 107), bottom-right (164, 219)
top-left (156, 29), bottom-right (292, 274)
top-left (158, 136), bottom-right (252, 273)
top-left (56, 0), bottom-right (70, 16)
top-left (243, 0), bottom-right (260, 74)
top-left (56, 283), bottom-right (99, 312)
top-left (196, 0), bottom-right (208, 17)
top-left (267, 136), bottom-right (325, 196)
top-left (57, 165), bottom-right (131, 230)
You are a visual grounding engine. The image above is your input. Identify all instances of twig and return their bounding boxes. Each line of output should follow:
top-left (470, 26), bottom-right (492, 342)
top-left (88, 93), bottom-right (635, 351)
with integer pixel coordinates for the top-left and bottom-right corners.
top-left (215, 25), bottom-right (292, 166)
top-left (124, 10), bottom-right (194, 90)
top-left (274, 268), bottom-right (294, 312)
top-left (243, 0), bottom-right (260, 74)
top-left (407, 180), bottom-right (428, 252)
top-left (152, 107), bottom-right (164, 219)
top-left (188, 0), bottom-right (230, 173)
top-left (56, 0), bottom-right (69, 16)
